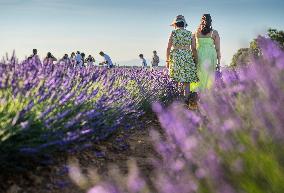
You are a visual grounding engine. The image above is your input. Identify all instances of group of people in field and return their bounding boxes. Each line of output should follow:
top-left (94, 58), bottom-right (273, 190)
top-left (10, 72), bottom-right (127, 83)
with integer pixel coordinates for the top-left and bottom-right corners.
top-left (27, 13), bottom-right (219, 109)
top-left (28, 50), bottom-right (114, 68)
top-left (139, 51), bottom-right (160, 68)
top-left (166, 14), bottom-right (221, 109)
top-left (28, 49), bottom-right (161, 68)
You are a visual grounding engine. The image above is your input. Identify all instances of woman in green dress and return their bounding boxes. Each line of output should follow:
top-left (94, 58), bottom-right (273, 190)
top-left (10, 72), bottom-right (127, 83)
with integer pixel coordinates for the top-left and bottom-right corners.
top-left (193, 14), bottom-right (221, 91)
top-left (166, 15), bottom-right (199, 103)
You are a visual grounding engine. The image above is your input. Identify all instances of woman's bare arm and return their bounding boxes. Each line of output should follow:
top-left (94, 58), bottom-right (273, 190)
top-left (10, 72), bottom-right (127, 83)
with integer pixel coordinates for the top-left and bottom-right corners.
top-left (191, 33), bottom-right (198, 65)
top-left (213, 30), bottom-right (221, 68)
top-left (166, 32), bottom-right (173, 68)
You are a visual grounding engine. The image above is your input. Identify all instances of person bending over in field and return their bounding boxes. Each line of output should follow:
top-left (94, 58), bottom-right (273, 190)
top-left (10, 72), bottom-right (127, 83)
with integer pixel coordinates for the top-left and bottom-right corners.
top-left (99, 51), bottom-right (114, 68)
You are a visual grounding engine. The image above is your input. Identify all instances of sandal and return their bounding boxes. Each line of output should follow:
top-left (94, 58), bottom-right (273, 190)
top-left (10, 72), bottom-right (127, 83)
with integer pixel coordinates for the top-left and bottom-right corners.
top-left (188, 92), bottom-right (199, 110)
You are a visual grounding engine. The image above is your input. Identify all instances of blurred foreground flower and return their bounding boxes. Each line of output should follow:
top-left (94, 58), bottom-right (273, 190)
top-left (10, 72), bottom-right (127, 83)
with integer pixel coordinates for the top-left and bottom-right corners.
top-left (80, 38), bottom-right (284, 193)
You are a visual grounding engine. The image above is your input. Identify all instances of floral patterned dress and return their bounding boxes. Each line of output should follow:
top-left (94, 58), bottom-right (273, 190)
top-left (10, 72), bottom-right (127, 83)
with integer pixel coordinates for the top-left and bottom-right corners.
top-left (169, 29), bottom-right (199, 83)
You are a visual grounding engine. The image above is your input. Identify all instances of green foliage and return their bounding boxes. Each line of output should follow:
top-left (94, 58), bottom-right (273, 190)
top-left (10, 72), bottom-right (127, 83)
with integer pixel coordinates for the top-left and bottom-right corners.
top-left (230, 48), bottom-right (251, 68)
top-left (249, 38), bottom-right (261, 56)
top-left (230, 28), bottom-right (284, 68)
top-left (268, 28), bottom-right (284, 49)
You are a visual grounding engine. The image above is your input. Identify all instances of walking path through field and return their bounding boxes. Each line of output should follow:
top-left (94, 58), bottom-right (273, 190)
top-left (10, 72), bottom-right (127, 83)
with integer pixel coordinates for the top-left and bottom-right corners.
top-left (2, 114), bottom-right (160, 193)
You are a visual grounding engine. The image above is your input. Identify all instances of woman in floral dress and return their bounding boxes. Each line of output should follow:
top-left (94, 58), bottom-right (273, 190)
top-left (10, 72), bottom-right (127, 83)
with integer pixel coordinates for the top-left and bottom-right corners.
top-left (166, 15), bottom-right (199, 104)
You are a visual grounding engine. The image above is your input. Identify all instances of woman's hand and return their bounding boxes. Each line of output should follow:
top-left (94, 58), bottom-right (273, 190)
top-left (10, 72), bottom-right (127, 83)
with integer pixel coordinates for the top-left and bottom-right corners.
top-left (166, 32), bottom-right (173, 68)
top-left (163, 67), bottom-right (168, 76)
top-left (216, 59), bottom-right (221, 71)
top-left (194, 58), bottom-right (198, 65)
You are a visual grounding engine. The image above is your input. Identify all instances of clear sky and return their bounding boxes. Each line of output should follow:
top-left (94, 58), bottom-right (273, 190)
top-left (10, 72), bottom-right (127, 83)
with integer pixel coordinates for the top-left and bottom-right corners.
top-left (0, 0), bottom-right (283, 65)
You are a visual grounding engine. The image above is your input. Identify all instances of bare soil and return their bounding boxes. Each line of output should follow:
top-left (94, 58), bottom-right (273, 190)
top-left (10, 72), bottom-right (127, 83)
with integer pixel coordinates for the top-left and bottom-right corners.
top-left (0, 114), bottom-right (160, 193)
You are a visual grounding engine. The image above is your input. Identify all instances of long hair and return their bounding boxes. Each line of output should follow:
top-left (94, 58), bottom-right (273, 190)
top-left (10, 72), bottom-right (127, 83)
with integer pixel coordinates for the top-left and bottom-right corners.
top-left (198, 14), bottom-right (212, 35)
top-left (175, 21), bottom-right (185, 28)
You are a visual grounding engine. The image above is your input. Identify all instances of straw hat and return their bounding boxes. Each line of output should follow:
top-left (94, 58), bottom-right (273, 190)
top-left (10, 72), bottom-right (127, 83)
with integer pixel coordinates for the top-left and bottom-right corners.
top-left (171, 15), bottom-right (188, 27)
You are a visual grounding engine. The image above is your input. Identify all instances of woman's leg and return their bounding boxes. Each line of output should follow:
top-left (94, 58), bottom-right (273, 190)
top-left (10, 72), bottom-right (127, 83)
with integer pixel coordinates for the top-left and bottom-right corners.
top-left (183, 83), bottom-right (199, 110)
top-left (188, 83), bottom-right (199, 110)
top-left (180, 82), bottom-right (190, 104)
top-left (183, 83), bottom-right (190, 97)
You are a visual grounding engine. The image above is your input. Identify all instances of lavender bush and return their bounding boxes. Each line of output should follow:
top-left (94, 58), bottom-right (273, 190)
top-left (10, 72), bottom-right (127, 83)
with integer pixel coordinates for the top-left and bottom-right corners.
top-left (0, 56), bottom-right (177, 168)
top-left (78, 37), bottom-right (284, 193)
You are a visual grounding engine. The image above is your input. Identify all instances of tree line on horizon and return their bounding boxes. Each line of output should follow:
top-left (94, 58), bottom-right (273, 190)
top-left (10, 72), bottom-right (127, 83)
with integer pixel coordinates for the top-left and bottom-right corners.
top-left (230, 28), bottom-right (284, 68)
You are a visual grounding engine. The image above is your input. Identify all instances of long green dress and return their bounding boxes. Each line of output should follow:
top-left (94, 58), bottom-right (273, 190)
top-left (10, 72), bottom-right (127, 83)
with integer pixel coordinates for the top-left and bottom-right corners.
top-left (196, 34), bottom-right (217, 90)
top-left (169, 29), bottom-right (199, 83)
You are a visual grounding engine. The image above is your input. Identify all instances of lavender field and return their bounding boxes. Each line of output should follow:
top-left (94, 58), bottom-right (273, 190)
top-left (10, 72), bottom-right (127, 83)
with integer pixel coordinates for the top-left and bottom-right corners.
top-left (1, 38), bottom-right (284, 193)
top-left (82, 39), bottom-right (284, 193)
top-left (0, 54), bottom-right (177, 168)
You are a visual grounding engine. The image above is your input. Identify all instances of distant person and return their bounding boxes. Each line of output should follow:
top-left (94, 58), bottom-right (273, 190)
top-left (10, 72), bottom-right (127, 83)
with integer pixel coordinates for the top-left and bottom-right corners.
top-left (139, 54), bottom-right (147, 68)
top-left (151, 51), bottom-right (160, 68)
top-left (60, 54), bottom-right (71, 66)
top-left (99, 51), bottom-right (113, 68)
top-left (81, 52), bottom-right (86, 66)
top-left (75, 51), bottom-right (83, 67)
top-left (85, 55), bottom-right (95, 66)
top-left (28, 49), bottom-right (40, 62)
top-left (194, 14), bottom-right (221, 91)
top-left (70, 52), bottom-right (76, 67)
top-left (166, 15), bottom-right (199, 108)
top-left (28, 49), bottom-right (38, 59)
top-left (43, 52), bottom-right (57, 65)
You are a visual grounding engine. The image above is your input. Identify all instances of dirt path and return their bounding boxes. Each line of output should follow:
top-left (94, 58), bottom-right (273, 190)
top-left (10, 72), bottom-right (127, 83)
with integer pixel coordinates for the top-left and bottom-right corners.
top-left (2, 115), bottom-right (160, 193)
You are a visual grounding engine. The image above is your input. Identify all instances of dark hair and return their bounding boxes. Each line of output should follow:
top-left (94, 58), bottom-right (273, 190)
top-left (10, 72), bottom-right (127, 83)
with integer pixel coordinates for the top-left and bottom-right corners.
top-left (47, 52), bottom-right (52, 58)
top-left (33, 49), bottom-right (37, 55)
top-left (175, 21), bottom-right (185, 28)
top-left (198, 14), bottom-right (213, 35)
top-left (99, 51), bottom-right (104, 56)
top-left (153, 50), bottom-right (157, 54)
top-left (87, 55), bottom-right (94, 62)
top-left (139, 54), bottom-right (143, 58)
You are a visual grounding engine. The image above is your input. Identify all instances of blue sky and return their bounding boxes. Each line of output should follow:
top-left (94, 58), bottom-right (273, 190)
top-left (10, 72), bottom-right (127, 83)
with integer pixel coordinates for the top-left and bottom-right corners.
top-left (0, 0), bottom-right (283, 65)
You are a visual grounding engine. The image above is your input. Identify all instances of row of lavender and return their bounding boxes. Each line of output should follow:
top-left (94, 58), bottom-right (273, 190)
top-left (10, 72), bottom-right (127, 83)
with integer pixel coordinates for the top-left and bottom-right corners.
top-left (0, 55), bottom-right (177, 167)
top-left (73, 38), bottom-right (284, 192)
